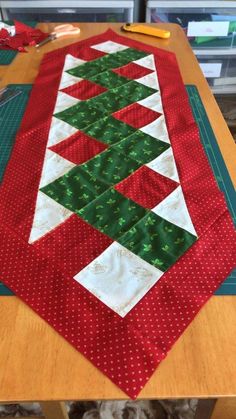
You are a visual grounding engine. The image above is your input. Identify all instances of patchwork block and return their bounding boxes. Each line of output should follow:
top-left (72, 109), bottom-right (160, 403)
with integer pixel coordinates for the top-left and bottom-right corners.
top-left (49, 131), bottom-right (108, 165)
top-left (113, 130), bottom-right (170, 164)
top-left (115, 166), bottom-right (178, 209)
top-left (61, 79), bottom-right (107, 100)
top-left (77, 188), bottom-right (147, 240)
top-left (74, 242), bottom-right (163, 317)
top-left (112, 62), bottom-right (154, 80)
top-left (81, 147), bottom-right (142, 185)
top-left (113, 102), bottom-right (161, 129)
top-left (81, 116), bottom-right (136, 145)
top-left (41, 166), bottom-right (108, 212)
top-left (118, 212), bottom-right (197, 271)
top-left (54, 101), bottom-right (107, 130)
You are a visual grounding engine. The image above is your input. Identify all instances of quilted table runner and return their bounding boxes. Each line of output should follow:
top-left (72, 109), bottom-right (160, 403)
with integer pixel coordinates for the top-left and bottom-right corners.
top-left (0, 29), bottom-right (235, 398)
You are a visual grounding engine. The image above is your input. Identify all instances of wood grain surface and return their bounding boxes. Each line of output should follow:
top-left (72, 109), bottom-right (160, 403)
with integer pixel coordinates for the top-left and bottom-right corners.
top-left (0, 23), bottom-right (235, 402)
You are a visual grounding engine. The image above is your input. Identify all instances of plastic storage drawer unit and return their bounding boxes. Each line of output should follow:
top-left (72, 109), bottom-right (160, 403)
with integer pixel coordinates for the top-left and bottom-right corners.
top-left (198, 54), bottom-right (236, 93)
top-left (0, 0), bottom-right (134, 22)
top-left (146, 1), bottom-right (236, 49)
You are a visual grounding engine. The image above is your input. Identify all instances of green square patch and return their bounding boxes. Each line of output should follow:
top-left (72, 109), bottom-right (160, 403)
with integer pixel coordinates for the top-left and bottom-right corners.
top-left (67, 57), bottom-right (111, 79)
top-left (118, 212), bottom-right (197, 271)
top-left (87, 91), bottom-right (132, 115)
top-left (81, 147), bottom-right (141, 185)
top-left (82, 115), bottom-right (137, 145)
top-left (117, 47), bottom-right (148, 62)
top-left (89, 70), bottom-right (130, 89)
top-left (41, 166), bottom-right (108, 212)
top-left (77, 188), bottom-right (147, 240)
top-left (54, 101), bottom-right (106, 130)
top-left (113, 130), bottom-right (170, 164)
top-left (112, 80), bottom-right (157, 103)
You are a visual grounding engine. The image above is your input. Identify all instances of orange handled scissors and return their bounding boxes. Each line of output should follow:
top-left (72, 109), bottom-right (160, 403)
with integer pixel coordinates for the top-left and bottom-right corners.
top-left (36, 24), bottom-right (80, 48)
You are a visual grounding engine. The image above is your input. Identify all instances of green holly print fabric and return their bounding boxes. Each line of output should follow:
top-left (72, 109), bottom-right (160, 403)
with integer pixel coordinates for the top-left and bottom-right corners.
top-left (87, 91), bottom-right (133, 115)
top-left (41, 166), bottom-right (108, 212)
top-left (81, 147), bottom-right (141, 185)
top-left (41, 145), bottom-right (141, 212)
top-left (81, 116), bottom-right (136, 145)
top-left (55, 82), bottom-right (156, 133)
top-left (89, 70), bottom-right (130, 89)
top-left (113, 130), bottom-right (170, 164)
top-left (116, 47), bottom-right (149, 62)
top-left (55, 101), bottom-right (106, 130)
top-left (118, 212), bottom-right (197, 271)
top-left (67, 48), bottom-right (148, 78)
top-left (87, 81), bottom-right (157, 115)
top-left (112, 81), bottom-right (157, 102)
top-left (77, 188), bottom-right (147, 240)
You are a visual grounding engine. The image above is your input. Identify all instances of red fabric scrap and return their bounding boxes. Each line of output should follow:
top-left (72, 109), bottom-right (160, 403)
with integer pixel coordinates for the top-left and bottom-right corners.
top-left (0, 20), bottom-right (48, 52)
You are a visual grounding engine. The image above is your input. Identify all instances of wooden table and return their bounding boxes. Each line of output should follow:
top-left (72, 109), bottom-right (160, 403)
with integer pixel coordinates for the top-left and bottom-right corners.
top-left (0, 23), bottom-right (235, 419)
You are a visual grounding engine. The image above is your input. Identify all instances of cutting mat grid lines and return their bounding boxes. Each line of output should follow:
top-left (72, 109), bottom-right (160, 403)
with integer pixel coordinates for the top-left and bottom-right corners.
top-left (0, 84), bottom-right (235, 295)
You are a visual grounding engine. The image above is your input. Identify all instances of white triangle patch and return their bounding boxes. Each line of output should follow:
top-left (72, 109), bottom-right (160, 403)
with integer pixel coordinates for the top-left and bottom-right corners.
top-left (146, 147), bottom-right (179, 182)
top-left (74, 242), bottom-right (163, 318)
top-left (28, 191), bottom-right (73, 244)
top-left (47, 117), bottom-right (78, 147)
top-left (134, 54), bottom-right (156, 70)
top-left (136, 72), bottom-right (159, 90)
top-left (39, 149), bottom-right (75, 188)
top-left (138, 92), bottom-right (163, 113)
top-left (63, 54), bottom-right (86, 72)
top-left (141, 114), bottom-right (170, 143)
top-left (91, 40), bottom-right (128, 54)
top-left (152, 186), bottom-right (197, 236)
top-left (53, 91), bottom-right (80, 114)
top-left (59, 72), bottom-right (82, 90)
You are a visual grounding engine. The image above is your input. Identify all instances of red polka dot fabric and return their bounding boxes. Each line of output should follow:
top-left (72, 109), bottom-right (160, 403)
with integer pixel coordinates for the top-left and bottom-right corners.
top-left (115, 166), bottom-right (178, 209)
top-left (34, 214), bottom-right (113, 277)
top-left (0, 30), bottom-right (235, 399)
top-left (112, 61), bottom-right (153, 79)
top-left (50, 131), bottom-right (108, 165)
top-left (113, 102), bottom-right (161, 129)
top-left (62, 79), bottom-right (107, 100)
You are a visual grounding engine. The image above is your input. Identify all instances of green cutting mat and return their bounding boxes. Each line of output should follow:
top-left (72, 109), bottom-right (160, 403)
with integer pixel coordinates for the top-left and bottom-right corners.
top-left (0, 84), bottom-right (235, 296)
top-left (0, 22), bottom-right (37, 65)
top-left (0, 84), bottom-right (32, 180)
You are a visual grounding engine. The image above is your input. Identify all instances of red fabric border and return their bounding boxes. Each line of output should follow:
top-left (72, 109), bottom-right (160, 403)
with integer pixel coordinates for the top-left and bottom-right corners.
top-left (0, 211), bottom-right (234, 398)
top-left (0, 30), bottom-right (235, 398)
